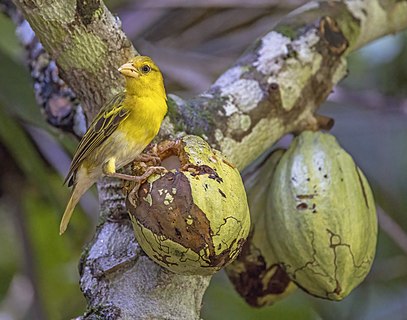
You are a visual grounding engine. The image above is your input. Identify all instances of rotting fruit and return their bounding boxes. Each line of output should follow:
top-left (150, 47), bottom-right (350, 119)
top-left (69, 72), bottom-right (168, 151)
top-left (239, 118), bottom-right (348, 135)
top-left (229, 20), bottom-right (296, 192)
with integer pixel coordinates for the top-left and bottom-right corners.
top-left (127, 135), bottom-right (251, 275)
top-left (226, 149), bottom-right (297, 307)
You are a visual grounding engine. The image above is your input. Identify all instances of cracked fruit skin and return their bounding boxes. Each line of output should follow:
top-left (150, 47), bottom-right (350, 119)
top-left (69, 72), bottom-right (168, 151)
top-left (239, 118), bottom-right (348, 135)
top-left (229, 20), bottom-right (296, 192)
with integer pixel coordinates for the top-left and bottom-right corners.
top-left (266, 131), bottom-right (377, 300)
top-left (127, 135), bottom-right (250, 275)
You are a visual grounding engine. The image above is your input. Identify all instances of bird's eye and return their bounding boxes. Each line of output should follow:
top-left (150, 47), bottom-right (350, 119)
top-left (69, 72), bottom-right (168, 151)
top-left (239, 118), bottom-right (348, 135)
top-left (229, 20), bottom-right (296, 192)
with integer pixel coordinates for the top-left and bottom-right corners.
top-left (141, 65), bottom-right (151, 74)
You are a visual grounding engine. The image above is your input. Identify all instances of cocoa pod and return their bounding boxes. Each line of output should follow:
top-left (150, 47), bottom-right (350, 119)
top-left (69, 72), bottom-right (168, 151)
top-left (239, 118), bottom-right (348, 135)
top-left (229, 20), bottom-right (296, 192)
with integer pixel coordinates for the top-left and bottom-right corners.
top-left (127, 135), bottom-right (251, 275)
top-left (267, 131), bottom-right (377, 300)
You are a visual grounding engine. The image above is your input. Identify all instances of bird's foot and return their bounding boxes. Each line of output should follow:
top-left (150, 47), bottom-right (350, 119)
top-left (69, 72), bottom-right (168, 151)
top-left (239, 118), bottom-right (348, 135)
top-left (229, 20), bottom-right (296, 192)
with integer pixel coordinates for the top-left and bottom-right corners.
top-left (126, 166), bottom-right (167, 202)
top-left (107, 166), bottom-right (166, 183)
top-left (135, 152), bottom-right (161, 166)
top-left (135, 165), bottom-right (167, 182)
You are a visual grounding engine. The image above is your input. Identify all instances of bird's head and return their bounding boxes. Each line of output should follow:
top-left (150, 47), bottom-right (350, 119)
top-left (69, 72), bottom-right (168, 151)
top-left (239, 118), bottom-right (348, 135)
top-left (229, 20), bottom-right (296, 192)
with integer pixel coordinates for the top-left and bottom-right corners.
top-left (119, 55), bottom-right (165, 98)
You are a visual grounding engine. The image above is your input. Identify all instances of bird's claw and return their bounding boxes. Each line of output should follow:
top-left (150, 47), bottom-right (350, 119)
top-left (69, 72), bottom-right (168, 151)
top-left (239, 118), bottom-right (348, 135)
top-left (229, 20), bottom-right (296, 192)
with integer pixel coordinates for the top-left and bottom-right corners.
top-left (127, 166), bottom-right (167, 201)
top-left (135, 152), bottom-right (161, 166)
top-left (140, 166), bottom-right (167, 180)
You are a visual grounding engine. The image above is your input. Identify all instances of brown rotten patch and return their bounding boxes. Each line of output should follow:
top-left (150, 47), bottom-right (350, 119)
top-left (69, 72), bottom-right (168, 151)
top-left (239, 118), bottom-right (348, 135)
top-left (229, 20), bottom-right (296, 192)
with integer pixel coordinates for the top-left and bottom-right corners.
top-left (225, 233), bottom-right (292, 307)
top-left (129, 172), bottom-right (214, 258)
top-left (319, 16), bottom-right (348, 55)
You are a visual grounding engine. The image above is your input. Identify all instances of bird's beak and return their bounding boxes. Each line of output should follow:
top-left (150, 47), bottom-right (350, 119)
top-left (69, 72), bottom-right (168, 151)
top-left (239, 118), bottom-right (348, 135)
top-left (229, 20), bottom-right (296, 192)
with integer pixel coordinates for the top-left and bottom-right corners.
top-left (118, 62), bottom-right (139, 78)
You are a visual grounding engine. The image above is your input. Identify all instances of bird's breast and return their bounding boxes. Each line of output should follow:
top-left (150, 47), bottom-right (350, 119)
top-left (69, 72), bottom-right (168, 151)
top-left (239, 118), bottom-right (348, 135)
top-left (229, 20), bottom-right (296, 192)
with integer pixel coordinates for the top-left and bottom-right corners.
top-left (108, 129), bottom-right (150, 169)
top-left (95, 95), bottom-right (166, 170)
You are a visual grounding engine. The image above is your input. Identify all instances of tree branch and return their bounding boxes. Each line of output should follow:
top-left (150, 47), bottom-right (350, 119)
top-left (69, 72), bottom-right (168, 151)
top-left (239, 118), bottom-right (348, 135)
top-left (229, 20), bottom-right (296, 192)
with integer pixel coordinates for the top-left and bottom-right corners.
top-left (163, 0), bottom-right (407, 170)
top-left (8, 0), bottom-right (407, 318)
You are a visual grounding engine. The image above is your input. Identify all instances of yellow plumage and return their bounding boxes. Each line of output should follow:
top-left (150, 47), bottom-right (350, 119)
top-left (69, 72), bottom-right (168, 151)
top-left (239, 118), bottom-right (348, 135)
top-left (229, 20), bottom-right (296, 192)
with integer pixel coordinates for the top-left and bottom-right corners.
top-left (60, 56), bottom-right (167, 235)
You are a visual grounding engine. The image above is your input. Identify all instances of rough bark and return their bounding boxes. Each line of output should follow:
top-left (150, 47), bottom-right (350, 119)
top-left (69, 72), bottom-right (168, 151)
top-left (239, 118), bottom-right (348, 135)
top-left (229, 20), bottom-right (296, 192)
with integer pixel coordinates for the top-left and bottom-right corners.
top-left (8, 0), bottom-right (407, 319)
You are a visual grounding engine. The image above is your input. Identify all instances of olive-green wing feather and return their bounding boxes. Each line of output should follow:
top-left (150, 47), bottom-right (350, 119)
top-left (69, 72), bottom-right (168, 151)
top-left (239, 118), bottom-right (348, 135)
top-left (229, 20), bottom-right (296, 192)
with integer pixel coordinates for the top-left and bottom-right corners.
top-left (64, 91), bottom-right (129, 186)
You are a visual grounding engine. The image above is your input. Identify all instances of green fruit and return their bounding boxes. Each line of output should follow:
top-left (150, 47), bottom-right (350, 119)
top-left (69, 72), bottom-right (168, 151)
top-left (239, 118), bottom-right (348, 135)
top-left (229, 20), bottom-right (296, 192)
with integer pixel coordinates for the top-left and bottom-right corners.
top-left (127, 135), bottom-right (250, 275)
top-left (267, 131), bottom-right (377, 300)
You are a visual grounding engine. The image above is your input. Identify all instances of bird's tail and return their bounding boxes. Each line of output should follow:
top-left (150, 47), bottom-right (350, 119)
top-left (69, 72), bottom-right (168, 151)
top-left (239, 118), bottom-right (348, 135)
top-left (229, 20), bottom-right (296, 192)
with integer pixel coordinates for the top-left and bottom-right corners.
top-left (60, 178), bottom-right (93, 235)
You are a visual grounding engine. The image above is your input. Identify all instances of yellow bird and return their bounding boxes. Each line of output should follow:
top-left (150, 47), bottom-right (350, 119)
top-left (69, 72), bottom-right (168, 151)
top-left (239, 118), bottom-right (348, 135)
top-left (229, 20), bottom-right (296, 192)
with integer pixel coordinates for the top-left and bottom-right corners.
top-left (60, 56), bottom-right (168, 235)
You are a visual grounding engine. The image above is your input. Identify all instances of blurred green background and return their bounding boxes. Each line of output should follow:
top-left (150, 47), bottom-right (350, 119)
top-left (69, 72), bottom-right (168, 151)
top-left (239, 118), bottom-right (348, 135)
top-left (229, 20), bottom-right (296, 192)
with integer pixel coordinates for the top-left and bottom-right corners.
top-left (0, 1), bottom-right (406, 319)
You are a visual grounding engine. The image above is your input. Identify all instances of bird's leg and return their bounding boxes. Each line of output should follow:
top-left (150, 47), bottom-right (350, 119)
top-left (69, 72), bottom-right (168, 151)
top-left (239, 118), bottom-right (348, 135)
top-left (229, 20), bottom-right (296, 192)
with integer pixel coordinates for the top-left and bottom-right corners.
top-left (126, 165), bottom-right (168, 203)
top-left (103, 158), bottom-right (166, 182)
top-left (129, 165), bottom-right (167, 182)
top-left (135, 153), bottom-right (161, 166)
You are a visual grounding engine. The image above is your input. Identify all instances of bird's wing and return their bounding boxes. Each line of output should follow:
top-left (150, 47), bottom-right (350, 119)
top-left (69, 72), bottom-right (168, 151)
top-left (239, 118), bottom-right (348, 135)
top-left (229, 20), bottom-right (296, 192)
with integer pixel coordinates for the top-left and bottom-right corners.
top-left (64, 91), bottom-right (130, 186)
